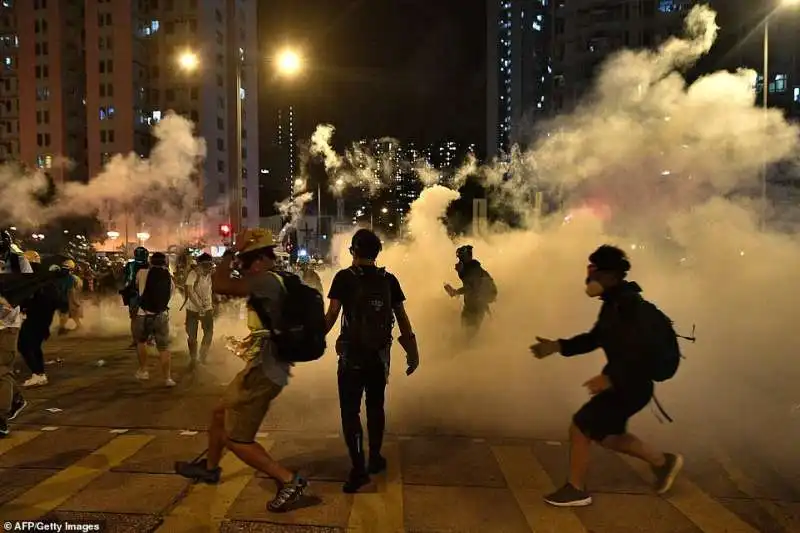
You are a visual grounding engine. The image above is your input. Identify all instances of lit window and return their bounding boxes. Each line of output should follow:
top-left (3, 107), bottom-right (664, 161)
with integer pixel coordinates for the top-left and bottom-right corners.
top-left (44, 155), bottom-right (52, 168)
top-left (794, 87), bottom-right (800, 104)
top-left (239, 87), bottom-right (245, 100)
top-left (775, 74), bottom-right (787, 93)
top-left (152, 110), bottom-right (161, 122)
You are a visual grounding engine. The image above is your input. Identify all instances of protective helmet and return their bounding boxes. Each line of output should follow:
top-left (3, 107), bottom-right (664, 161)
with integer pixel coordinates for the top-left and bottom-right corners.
top-left (24, 250), bottom-right (41, 264)
top-left (62, 258), bottom-right (76, 270)
top-left (133, 246), bottom-right (149, 263)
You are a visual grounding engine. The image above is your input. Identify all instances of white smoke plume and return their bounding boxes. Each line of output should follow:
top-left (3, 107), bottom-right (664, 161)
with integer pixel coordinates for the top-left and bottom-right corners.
top-left (0, 113), bottom-right (206, 234)
top-left (281, 5), bottom-right (800, 476)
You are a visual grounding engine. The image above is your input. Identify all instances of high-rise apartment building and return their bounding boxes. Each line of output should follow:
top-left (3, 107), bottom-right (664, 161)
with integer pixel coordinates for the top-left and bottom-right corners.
top-left (0, 0), bottom-right (260, 238)
top-left (487, 0), bottom-right (703, 158)
top-left (486, 0), bottom-right (554, 159)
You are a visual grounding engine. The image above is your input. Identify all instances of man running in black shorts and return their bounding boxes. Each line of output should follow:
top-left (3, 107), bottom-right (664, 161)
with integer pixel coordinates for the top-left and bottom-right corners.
top-left (530, 245), bottom-right (683, 507)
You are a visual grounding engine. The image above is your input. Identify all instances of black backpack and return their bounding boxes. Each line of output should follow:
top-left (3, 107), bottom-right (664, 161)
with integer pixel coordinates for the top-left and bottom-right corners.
top-left (250, 272), bottom-right (326, 363)
top-left (636, 298), bottom-right (682, 382)
top-left (480, 268), bottom-right (498, 304)
top-left (344, 267), bottom-right (394, 351)
top-left (139, 268), bottom-right (172, 313)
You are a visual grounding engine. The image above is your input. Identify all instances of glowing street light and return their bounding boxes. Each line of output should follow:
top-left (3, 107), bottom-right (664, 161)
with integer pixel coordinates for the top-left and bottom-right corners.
top-left (107, 231), bottom-right (120, 240)
top-left (136, 232), bottom-right (150, 243)
top-left (178, 51), bottom-right (199, 72)
top-left (335, 178), bottom-right (344, 187)
top-left (276, 49), bottom-right (302, 77)
top-left (381, 207), bottom-right (389, 214)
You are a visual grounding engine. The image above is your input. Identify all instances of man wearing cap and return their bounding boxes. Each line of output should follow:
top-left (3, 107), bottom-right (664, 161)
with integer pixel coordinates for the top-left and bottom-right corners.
top-left (175, 228), bottom-right (308, 513)
top-left (184, 253), bottom-right (215, 367)
top-left (530, 245), bottom-right (683, 507)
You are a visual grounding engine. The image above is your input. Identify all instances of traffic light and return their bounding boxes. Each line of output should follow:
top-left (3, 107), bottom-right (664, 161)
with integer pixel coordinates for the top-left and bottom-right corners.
top-left (219, 223), bottom-right (232, 238)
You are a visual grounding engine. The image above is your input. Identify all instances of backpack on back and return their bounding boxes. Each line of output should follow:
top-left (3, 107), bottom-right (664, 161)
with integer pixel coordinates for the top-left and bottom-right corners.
top-left (345, 267), bottom-right (394, 352)
top-left (250, 271), bottom-right (326, 363)
top-left (139, 268), bottom-right (172, 313)
top-left (480, 268), bottom-right (498, 304)
top-left (637, 298), bottom-right (682, 382)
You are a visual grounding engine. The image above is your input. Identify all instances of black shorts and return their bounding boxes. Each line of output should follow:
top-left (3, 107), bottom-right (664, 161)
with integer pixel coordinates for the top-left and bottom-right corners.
top-left (573, 381), bottom-right (653, 442)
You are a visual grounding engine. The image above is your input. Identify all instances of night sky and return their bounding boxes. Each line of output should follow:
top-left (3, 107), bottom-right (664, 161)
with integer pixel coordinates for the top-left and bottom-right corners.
top-left (257, 0), bottom-right (486, 153)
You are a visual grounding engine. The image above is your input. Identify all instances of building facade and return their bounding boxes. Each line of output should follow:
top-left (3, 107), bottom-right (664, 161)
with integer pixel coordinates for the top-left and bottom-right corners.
top-left (486, 0), bottom-right (554, 159)
top-left (0, 0), bottom-right (259, 244)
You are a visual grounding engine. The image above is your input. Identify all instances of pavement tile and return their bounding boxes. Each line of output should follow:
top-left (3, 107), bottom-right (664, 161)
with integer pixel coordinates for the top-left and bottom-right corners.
top-left (0, 428), bottom-right (114, 469)
top-left (57, 472), bottom-right (190, 514)
top-left (680, 452), bottom-right (750, 499)
top-left (113, 432), bottom-right (210, 473)
top-left (0, 468), bottom-right (58, 505)
top-left (263, 436), bottom-right (350, 482)
top-left (403, 485), bottom-right (530, 533)
top-left (39, 510), bottom-right (162, 533)
top-left (573, 493), bottom-right (703, 533)
top-left (716, 497), bottom-right (798, 533)
top-left (400, 436), bottom-right (507, 488)
top-left (220, 522), bottom-right (344, 533)
top-left (532, 440), bottom-right (651, 494)
top-left (227, 478), bottom-right (349, 527)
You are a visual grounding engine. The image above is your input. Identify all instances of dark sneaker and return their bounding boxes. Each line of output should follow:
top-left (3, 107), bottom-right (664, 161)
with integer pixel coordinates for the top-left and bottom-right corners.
top-left (653, 453), bottom-right (683, 495)
top-left (174, 458), bottom-right (221, 484)
top-left (368, 454), bottom-right (387, 475)
top-left (268, 474), bottom-right (308, 513)
top-left (343, 468), bottom-right (371, 493)
top-left (0, 419), bottom-right (8, 437)
top-left (544, 483), bottom-right (593, 507)
top-left (8, 396), bottom-right (27, 421)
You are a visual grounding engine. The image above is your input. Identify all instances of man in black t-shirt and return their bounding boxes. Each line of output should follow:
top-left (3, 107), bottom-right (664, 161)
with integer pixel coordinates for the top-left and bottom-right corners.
top-left (325, 229), bottom-right (419, 493)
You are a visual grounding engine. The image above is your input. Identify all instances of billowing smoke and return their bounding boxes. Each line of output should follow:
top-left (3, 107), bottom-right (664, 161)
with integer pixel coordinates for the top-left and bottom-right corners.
top-left (282, 5), bottom-right (800, 474)
top-left (0, 113), bottom-right (206, 236)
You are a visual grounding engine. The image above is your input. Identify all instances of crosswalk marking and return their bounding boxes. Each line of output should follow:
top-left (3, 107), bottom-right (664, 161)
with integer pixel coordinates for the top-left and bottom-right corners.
top-left (348, 442), bottom-right (404, 533)
top-left (0, 434), bottom-right (153, 521)
top-left (156, 437), bottom-right (273, 533)
top-left (491, 445), bottom-right (588, 533)
top-left (0, 430), bottom-right (39, 457)
top-left (619, 455), bottom-right (759, 533)
top-left (711, 446), bottom-right (800, 533)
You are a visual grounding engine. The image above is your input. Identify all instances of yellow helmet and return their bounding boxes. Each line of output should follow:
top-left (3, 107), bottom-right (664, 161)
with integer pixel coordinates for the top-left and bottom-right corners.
top-left (24, 250), bottom-right (41, 264)
top-left (237, 228), bottom-right (276, 254)
top-left (62, 259), bottom-right (76, 270)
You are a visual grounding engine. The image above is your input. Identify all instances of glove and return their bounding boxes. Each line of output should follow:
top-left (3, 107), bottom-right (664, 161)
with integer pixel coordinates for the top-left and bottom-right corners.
top-left (530, 336), bottom-right (561, 359)
top-left (398, 334), bottom-right (419, 376)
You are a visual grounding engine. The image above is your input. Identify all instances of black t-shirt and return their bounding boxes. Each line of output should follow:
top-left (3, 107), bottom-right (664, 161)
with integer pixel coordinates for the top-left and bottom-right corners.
top-left (328, 265), bottom-right (406, 341)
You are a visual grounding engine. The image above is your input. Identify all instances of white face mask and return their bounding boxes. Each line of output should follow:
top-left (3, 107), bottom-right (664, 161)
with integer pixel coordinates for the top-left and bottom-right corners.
top-left (585, 280), bottom-right (605, 298)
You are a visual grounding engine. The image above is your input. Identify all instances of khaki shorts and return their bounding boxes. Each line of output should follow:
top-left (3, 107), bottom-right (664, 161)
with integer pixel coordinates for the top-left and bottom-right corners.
top-left (132, 313), bottom-right (170, 351)
top-left (223, 361), bottom-right (283, 443)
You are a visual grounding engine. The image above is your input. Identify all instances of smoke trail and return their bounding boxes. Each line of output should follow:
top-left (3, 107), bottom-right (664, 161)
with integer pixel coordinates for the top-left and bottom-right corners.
top-left (0, 113), bottom-right (206, 234)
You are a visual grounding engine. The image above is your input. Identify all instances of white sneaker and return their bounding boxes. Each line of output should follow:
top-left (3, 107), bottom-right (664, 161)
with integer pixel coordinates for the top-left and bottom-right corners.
top-left (134, 369), bottom-right (150, 381)
top-left (23, 374), bottom-right (48, 388)
top-left (165, 378), bottom-right (176, 387)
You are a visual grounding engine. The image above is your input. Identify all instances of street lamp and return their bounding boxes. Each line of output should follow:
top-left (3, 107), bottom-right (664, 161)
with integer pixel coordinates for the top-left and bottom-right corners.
top-left (381, 207), bottom-right (388, 214)
top-left (761, 0), bottom-right (799, 229)
top-left (136, 232), bottom-right (150, 246)
top-left (178, 51), bottom-right (199, 72)
top-left (276, 49), bottom-right (302, 77)
top-left (106, 231), bottom-right (120, 240)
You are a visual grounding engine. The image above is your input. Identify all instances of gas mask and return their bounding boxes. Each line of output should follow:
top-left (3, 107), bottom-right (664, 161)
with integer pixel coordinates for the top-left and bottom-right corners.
top-left (585, 279), bottom-right (605, 298)
top-left (585, 265), bottom-right (604, 298)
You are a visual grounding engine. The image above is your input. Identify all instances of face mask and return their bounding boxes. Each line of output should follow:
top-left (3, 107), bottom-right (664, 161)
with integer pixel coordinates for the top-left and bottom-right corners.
top-left (585, 280), bottom-right (605, 297)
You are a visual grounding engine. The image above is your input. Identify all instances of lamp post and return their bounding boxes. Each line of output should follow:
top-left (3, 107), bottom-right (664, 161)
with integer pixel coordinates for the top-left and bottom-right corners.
top-left (178, 49), bottom-right (243, 243)
top-left (761, 0), bottom-right (800, 230)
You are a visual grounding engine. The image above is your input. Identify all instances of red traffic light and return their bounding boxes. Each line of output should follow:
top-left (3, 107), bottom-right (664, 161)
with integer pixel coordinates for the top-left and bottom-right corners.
top-left (219, 224), bottom-right (232, 237)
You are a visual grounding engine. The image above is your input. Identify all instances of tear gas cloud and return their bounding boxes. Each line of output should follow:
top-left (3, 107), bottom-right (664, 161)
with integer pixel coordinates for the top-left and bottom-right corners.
top-left (0, 113), bottom-right (206, 241)
top-left (281, 5), bottom-right (800, 470)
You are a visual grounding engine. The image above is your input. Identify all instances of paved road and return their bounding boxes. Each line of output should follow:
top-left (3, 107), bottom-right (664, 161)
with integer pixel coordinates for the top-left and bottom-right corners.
top-left (0, 332), bottom-right (798, 533)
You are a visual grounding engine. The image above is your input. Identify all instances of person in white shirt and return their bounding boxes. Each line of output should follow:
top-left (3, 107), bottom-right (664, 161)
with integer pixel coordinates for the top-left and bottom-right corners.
top-left (184, 253), bottom-right (214, 367)
top-left (0, 231), bottom-right (32, 436)
top-left (132, 252), bottom-right (175, 387)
